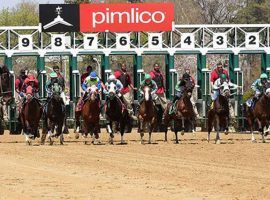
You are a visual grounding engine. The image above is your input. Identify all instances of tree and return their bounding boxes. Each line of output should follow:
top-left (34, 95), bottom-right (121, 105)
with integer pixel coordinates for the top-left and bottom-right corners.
top-left (194, 0), bottom-right (241, 24)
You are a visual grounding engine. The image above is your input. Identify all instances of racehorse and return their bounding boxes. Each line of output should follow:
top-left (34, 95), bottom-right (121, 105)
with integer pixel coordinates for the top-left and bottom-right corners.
top-left (41, 84), bottom-right (65, 145)
top-left (0, 64), bottom-right (13, 134)
top-left (163, 87), bottom-right (195, 144)
top-left (244, 87), bottom-right (270, 143)
top-left (75, 85), bottom-right (101, 144)
top-left (138, 86), bottom-right (157, 144)
top-left (105, 81), bottom-right (129, 144)
top-left (20, 85), bottom-right (42, 145)
top-left (207, 82), bottom-right (230, 144)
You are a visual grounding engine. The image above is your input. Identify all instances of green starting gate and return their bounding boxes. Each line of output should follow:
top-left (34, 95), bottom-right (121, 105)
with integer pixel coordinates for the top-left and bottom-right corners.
top-left (1, 24), bottom-right (270, 132)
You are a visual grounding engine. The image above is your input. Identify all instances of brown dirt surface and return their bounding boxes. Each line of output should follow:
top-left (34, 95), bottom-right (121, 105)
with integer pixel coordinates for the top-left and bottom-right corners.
top-left (0, 130), bottom-right (270, 200)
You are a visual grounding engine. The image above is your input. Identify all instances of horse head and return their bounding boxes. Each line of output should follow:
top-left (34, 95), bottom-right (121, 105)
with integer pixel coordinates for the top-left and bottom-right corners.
top-left (52, 83), bottom-right (62, 95)
top-left (25, 85), bottom-right (34, 101)
top-left (143, 86), bottom-right (152, 101)
top-left (87, 85), bottom-right (98, 101)
top-left (220, 82), bottom-right (231, 99)
top-left (107, 81), bottom-right (117, 100)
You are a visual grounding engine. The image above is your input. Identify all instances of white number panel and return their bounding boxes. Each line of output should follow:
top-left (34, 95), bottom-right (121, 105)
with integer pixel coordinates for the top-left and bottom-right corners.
top-left (51, 34), bottom-right (65, 50)
top-left (116, 33), bottom-right (130, 49)
top-left (181, 33), bottom-right (195, 49)
top-left (18, 35), bottom-right (33, 50)
top-left (148, 33), bottom-right (162, 49)
top-left (245, 33), bottom-right (259, 48)
top-left (83, 34), bottom-right (98, 50)
top-left (213, 33), bottom-right (227, 49)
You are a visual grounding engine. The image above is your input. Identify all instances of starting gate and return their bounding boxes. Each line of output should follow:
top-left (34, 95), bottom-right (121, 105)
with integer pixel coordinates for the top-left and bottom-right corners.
top-left (1, 24), bottom-right (270, 131)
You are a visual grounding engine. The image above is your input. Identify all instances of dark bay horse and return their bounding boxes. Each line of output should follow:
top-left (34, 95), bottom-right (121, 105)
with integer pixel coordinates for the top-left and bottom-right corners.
top-left (164, 82), bottom-right (195, 144)
top-left (105, 82), bottom-right (129, 144)
top-left (252, 92), bottom-right (270, 143)
top-left (21, 86), bottom-right (42, 145)
top-left (138, 86), bottom-right (157, 144)
top-left (41, 84), bottom-right (65, 145)
top-left (75, 85), bottom-right (101, 144)
top-left (207, 83), bottom-right (230, 144)
top-left (163, 88), bottom-right (195, 144)
top-left (0, 64), bottom-right (13, 134)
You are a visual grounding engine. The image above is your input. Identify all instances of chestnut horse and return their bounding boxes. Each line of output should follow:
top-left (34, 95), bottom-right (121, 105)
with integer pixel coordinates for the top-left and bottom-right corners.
top-left (75, 85), bottom-right (101, 144)
top-left (207, 82), bottom-right (230, 144)
top-left (21, 86), bottom-right (42, 145)
top-left (105, 81), bottom-right (129, 144)
top-left (138, 86), bottom-right (157, 144)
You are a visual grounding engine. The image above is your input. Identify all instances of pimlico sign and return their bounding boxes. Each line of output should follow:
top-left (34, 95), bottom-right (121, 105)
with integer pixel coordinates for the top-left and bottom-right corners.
top-left (39, 3), bottom-right (174, 32)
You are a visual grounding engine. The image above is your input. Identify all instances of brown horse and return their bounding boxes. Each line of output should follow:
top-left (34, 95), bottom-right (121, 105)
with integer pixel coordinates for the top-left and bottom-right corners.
top-left (163, 89), bottom-right (195, 144)
top-left (105, 81), bottom-right (129, 144)
top-left (0, 64), bottom-right (13, 134)
top-left (253, 93), bottom-right (270, 143)
top-left (75, 85), bottom-right (101, 144)
top-left (21, 86), bottom-right (42, 145)
top-left (138, 86), bottom-right (157, 144)
top-left (207, 83), bottom-right (230, 144)
top-left (41, 84), bottom-right (66, 145)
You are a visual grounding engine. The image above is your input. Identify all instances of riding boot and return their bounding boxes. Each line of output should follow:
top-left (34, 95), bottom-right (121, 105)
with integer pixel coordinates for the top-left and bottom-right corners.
top-left (169, 96), bottom-right (179, 115)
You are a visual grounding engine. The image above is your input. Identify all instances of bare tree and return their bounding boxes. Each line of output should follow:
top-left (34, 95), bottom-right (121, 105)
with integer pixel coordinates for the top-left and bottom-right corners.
top-left (194, 0), bottom-right (242, 24)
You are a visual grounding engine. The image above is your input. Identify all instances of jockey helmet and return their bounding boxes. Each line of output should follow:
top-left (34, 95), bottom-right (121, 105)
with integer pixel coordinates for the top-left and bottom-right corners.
top-left (144, 74), bottom-right (151, 80)
top-left (53, 65), bottom-right (59, 70)
top-left (221, 73), bottom-right (227, 80)
top-left (90, 71), bottom-right (97, 79)
top-left (182, 73), bottom-right (190, 80)
top-left (20, 68), bottom-right (26, 75)
top-left (260, 73), bottom-right (268, 79)
top-left (50, 72), bottom-right (58, 78)
top-left (108, 74), bottom-right (116, 81)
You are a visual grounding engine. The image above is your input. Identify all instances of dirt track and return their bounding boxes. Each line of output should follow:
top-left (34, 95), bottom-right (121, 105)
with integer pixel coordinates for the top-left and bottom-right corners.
top-left (0, 130), bottom-right (270, 200)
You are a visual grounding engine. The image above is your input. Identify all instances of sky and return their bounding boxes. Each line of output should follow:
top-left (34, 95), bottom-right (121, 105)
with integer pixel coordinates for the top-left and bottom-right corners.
top-left (0, 0), bottom-right (64, 9)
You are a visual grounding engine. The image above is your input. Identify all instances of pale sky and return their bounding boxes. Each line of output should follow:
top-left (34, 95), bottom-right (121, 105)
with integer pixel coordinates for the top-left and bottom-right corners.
top-left (0, 0), bottom-right (64, 9)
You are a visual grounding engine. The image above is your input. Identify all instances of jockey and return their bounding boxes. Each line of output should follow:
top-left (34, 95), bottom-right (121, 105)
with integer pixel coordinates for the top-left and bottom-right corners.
top-left (169, 73), bottom-right (195, 115)
top-left (149, 63), bottom-right (167, 110)
top-left (104, 74), bottom-right (123, 97)
top-left (21, 73), bottom-right (39, 98)
top-left (52, 65), bottom-right (66, 104)
top-left (210, 74), bottom-right (239, 108)
top-left (15, 68), bottom-right (28, 94)
top-left (45, 72), bottom-right (63, 97)
top-left (139, 74), bottom-right (158, 104)
top-left (249, 73), bottom-right (270, 107)
top-left (76, 71), bottom-right (101, 112)
top-left (114, 63), bottom-right (137, 120)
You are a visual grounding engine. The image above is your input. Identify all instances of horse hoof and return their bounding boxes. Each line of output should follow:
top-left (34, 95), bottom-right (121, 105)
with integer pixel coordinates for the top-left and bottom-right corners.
top-left (26, 140), bottom-right (31, 146)
top-left (84, 141), bottom-right (87, 145)
top-left (215, 140), bottom-right (221, 144)
top-left (148, 141), bottom-right (151, 144)
top-left (181, 131), bottom-right (184, 136)
top-left (75, 133), bottom-right (79, 139)
top-left (262, 140), bottom-right (266, 143)
top-left (252, 139), bottom-right (257, 143)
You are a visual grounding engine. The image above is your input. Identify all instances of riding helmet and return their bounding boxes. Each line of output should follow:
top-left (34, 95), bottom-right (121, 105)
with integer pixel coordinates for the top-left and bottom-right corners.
top-left (109, 74), bottom-right (116, 81)
top-left (50, 72), bottom-right (58, 78)
top-left (90, 71), bottom-right (97, 79)
top-left (221, 74), bottom-right (227, 80)
top-left (182, 73), bottom-right (190, 80)
top-left (144, 74), bottom-right (151, 80)
top-left (260, 73), bottom-right (268, 79)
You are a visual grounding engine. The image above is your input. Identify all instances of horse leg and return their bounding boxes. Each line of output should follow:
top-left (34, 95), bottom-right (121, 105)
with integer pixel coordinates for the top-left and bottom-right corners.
top-left (75, 110), bottom-right (81, 133)
top-left (139, 117), bottom-right (144, 144)
top-left (120, 121), bottom-right (125, 144)
top-left (175, 130), bottom-right (179, 144)
top-left (163, 114), bottom-right (170, 142)
top-left (181, 117), bottom-right (185, 136)
top-left (24, 120), bottom-right (31, 145)
top-left (215, 117), bottom-right (221, 144)
top-left (47, 120), bottom-right (54, 145)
